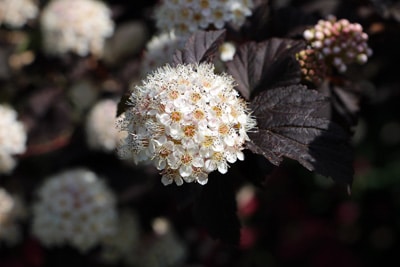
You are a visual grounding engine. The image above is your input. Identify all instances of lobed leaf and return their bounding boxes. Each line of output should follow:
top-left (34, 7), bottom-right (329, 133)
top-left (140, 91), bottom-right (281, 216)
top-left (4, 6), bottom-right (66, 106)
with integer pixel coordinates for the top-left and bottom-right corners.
top-left (319, 80), bottom-right (361, 131)
top-left (247, 85), bottom-right (354, 185)
top-left (226, 38), bottom-right (306, 100)
top-left (173, 30), bottom-right (226, 65)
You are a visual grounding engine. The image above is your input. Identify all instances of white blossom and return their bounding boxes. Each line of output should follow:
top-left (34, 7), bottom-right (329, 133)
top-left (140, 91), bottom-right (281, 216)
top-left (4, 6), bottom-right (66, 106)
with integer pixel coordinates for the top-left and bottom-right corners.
top-left (154, 0), bottom-right (254, 36)
top-left (116, 63), bottom-right (257, 186)
top-left (32, 168), bottom-right (118, 252)
top-left (86, 99), bottom-right (119, 152)
top-left (0, 104), bottom-right (27, 174)
top-left (0, 0), bottom-right (38, 28)
top-left (141, 31), bottom-right (185, 77)
top-left (40, 0), bottom-right (114, 57)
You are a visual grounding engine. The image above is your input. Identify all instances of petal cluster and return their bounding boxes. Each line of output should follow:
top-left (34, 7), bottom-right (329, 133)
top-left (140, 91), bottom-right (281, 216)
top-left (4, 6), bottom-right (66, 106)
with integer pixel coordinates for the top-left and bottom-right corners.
top-left (86, 99), bottom-right (119, 152)
top-left (154, 0), bottom-right (253, 36)
top-left (117, 63), bottom-right (256, 186)
top-left (141, 31), bottom-right (185, 77)
top-left (32, 168), bottom-right (117, 252)
top-left (0, 0), bottom-right (38, 28)
top-left (300, 16), bottom-right (372, 78)
top-left (40, 0), bottom-right (114, 57)
top-left (0, 104), bottom-right (27, 174)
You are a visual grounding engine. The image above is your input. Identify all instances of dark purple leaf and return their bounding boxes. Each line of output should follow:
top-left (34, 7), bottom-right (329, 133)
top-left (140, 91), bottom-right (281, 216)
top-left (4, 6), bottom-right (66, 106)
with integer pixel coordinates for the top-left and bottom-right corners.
top-left (193, 173), bottom-right (240, 244)
top-left (173, 30), bottom-right (226, 65)
top-left (226, 38), bottom-right (306, 100)
top-left (247, 85), bottom-right (353, 185)
top-left (319, 80), bottom-right (361, 131)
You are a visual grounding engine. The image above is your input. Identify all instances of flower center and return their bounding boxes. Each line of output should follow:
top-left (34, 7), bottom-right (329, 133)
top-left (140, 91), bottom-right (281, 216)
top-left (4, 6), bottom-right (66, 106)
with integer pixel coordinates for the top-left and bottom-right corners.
top-left (218, 124), bottom-right (230, 135)
top-left (190, 92), bottom-right (202, 103)
top-left (168, 90), bottom-right (180, 100)
top-left (193, 109), bottom-right (205, 120)
top-left (159, 146), bottom-right (171, 158)
top-left (183, 125), bottom-right (196, 137)
top-left (202, 136), bottom-right (214, 147)
top-left (181, 153), bottom-right (193, 165)
top-left (170, 111), bottom-right (182, 122)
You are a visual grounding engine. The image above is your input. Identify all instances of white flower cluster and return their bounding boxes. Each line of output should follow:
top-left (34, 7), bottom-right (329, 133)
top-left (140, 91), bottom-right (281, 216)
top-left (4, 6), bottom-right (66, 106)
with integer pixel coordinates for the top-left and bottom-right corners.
top-left (40, 0), bottom-right (114, 57)
top-left (32, 168), bottom-right (117, 252)
top-left (0, 104), bottom-right (27, 174)
top-left (0, 188), bottom-right (26, 245)
top-left (86, 99), bottom-right (119, 152)
top-left (303, 15), bottom-right (373, 73)
top-left (0, 0), bottom-right (38, 28)
top-left (141, 31), bottom-right (185, 77)
top-left (117, 63), bottom-right (256, 186)
top-left (154, 0), bottom-right (253, 36)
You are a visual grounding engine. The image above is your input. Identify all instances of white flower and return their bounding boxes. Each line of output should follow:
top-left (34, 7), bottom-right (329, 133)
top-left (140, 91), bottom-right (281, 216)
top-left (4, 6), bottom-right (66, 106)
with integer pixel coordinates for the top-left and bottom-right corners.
top-left (154, 0), bottom-right (254, 36)
top-left (141, 31), bottom-right (185, 77)
top-left (116, 63), bottom-right (257, 186)
top-left (40, 0), bottom-right (114, 57)
top-left (219, 42), bottom-right (236, 62)
top-left (86, 99), bottom-right (118, 152)
top-left (0, 0), bottom-right (38, 28)
top-left (0, 104), bottom-right (27, 174)
top-left (0, 188), bottom-right (26, 245)
top-left (32, 168), bottom-right (118, 252)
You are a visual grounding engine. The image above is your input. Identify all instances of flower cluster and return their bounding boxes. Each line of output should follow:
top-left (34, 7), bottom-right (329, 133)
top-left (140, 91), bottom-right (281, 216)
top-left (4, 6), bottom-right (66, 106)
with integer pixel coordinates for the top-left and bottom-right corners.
top-left (140, 31), bottom-right (185, 77)
top-left (0, 0), bottom-right (38, 28)
top-left (296, 49), bottom-right (328, 85)
top-left (40, 0), bottom-right (114, 57)
top-left (117, 63), bottom-right (256, 186)
top-left (86, 99), bottom-right (119, 152)
top-left (154, 0), bottom-right (253, 36)
top-left (0, 188), bottom-right (26, 245)
top-left (299, 16), bottom-right (372, 82)
top-left (32, 168), bottom-right (117, 252)
top-left (0, 104), bottom-right (27, 174)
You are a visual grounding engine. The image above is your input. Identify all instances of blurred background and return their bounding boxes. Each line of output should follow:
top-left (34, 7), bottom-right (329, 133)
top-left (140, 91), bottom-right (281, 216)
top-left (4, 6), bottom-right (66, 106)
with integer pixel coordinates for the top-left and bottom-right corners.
top-left (1, 0), bottom-right (400, 266)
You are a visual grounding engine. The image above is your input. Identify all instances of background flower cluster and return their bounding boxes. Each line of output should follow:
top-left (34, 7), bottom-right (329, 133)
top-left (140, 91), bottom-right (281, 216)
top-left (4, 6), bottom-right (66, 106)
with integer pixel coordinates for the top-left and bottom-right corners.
top-left (1, 0), bottom-right (400, 267)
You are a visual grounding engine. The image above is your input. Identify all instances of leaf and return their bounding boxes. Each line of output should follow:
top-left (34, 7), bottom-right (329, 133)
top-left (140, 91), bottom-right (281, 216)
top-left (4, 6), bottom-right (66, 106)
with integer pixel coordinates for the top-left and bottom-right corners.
top-left (173, 30), bottom-right (226, 65)
top-left (247, 85), bottom-right (353, 185)
top-left (226, 38), bottom-right (305, 100)
top-left (193, 173), bottom-right (241, 244)
top-left (319, 80), bottom-right (361, 131)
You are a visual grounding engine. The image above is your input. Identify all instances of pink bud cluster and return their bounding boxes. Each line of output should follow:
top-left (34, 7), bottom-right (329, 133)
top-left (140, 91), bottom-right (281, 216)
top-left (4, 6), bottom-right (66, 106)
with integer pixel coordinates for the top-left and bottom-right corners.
top-left (298, 16), bottom-right (372, 84)
top-left (296, 49), bottom-right (328, 85)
